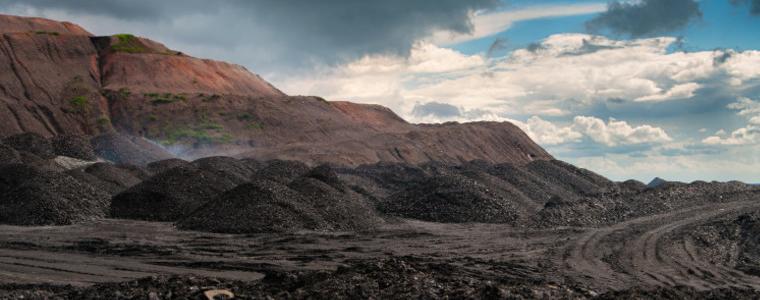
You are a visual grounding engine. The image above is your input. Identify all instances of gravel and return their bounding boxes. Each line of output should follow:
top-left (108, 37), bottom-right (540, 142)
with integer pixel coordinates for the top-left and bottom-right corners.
top-left (0, 164), bottom-right (110, 225)
top-left (51, 135), bottom-right (96, 161)
top-left (111, 165), bottom-right (239, 221)
top-left (3, 132), bottom-right (55, 159)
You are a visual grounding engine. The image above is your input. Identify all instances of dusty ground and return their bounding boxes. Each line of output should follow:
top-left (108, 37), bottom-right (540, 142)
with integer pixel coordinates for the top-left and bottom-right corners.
top-left (1, 197), bottom-right (760, 298)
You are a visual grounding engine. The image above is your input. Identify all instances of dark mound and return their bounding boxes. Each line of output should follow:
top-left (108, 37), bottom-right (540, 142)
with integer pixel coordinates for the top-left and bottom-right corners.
top-left (619, 179), bottom-right (647, 191)
top-left (51, 135), bottom-right (96, 161)
top-left (146, 158), bottom-right (190, 175)
top-left (178, 180), bottom-right (329, 233)
top-left (0, 142), bottom-right (21, 165)
top-left (288, 167), bottom-right (379, 231)
top-left (66, 163), bottom-right (143, 196)
top-left (111, 165), bottom-right (239, 221)
top-left (0, 164), bottom-right (45, 195)
top-left (687, 209), bottom-right (760, 276)
top-left (3, 133), bottom-right (55, 159)
top-left (192, 156), bottom-right (255, 184)
top-left (647, 177), bottom-right (668, 188)
top-left (526, 160), bottom-right (610, 196)
top-left (596, 286), bottom-right (760, 299)
top-left (255, 159), bottom-right (311, 184)
top-left (114, 164), bottom-right (152, 181)
top-left (381, 174), bottom-right (519, 224)
top-left (91, 133), bottom-right (174, 166)
top-left (0, 167), bottom-right (110, 225)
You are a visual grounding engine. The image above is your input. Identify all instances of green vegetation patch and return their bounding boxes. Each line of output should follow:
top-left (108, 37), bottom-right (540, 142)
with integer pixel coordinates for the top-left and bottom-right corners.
top-left (33, 31), bottom-right (60, 36)
top-left (146, 92), bottom-right (187, 105)
top-left (69, 96), bottom-right (88, 112)
top-left (246, 122), bottom-right (264, 130)
top-left (111, 34), bottom-right (147, 53)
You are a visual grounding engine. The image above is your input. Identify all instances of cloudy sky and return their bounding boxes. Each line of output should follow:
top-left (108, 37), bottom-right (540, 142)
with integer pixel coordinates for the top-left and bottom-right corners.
top-left (3, 0), bottom-right (760, 183)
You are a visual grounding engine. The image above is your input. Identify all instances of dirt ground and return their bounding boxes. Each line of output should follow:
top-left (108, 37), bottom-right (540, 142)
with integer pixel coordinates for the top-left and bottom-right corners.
top-left (1, 197), bottom-right (760, 298)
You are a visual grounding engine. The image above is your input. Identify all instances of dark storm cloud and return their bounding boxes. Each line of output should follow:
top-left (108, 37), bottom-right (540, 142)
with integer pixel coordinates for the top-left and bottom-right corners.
top-left (730, 0), bottom-right (760, 15)
top-left (412, 102), bottom-right (462, 118)
top-left (0, 0), bottom-right (499, 70)
top-left (586, 0), bottom-right (702, 37)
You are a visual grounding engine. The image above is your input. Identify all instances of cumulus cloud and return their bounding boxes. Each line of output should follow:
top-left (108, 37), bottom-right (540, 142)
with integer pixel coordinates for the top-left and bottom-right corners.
top-left (0, 0), bottom-right (498, 71)
top-left (703, 97), bottom-right (760, 145)
top-left (586, 0), bottom-right (702, 37)
top-left (571, 116), bottom-right (672, 146)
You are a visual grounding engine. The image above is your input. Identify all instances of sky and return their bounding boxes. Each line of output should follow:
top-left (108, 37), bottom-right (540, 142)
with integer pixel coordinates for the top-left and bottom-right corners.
top-left (2, 0), bottom-right (760, 183)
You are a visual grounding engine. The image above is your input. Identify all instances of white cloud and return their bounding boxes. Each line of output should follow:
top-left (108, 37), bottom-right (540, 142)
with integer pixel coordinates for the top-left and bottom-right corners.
top-left (571, 116), bottom-right (672, 146)
top-left (427, 3), bottom-right (607, 45)
top-left (279, 34), bottom-right (760, 119)
top-left (703, 98), bottom-right (760, 145)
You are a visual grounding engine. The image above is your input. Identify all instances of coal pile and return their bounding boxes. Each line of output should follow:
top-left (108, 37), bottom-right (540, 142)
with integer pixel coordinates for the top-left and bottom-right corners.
top-left (381, 174), bottom-right (519, 224)
top-left (192, 156), bottom-right (256, 184)
top-left (147, 158), bottom-right (190, 175)
top-left (687, 209), bottom-right (760, 276)
top-left (0, 142), bottom-right (21, 165)
top-left (0, 164), bottom-right (110, 225)
top-left (288, 166), bottom-right (380, 231)
top-left (91, 133), bottom-right (174, 166)
top-left (51, 135), bottom-right (96, 161)
top-left (178, 179), bottom-right (330, 233)
top-left (3, 132), bottom-right (55, 159)
top-left (111, 165), bottom-right (239, 221)
top-left (255, 159), bottom-right (311, 184)
top-left (66, 163), bottom-right (143, 196)
top-left (526, 160), bottom-right (611, 196)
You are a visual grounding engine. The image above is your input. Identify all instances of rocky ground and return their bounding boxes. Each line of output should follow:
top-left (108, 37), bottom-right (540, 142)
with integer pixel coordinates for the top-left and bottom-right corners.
top-left (1, 133), bottom-right (760, 299)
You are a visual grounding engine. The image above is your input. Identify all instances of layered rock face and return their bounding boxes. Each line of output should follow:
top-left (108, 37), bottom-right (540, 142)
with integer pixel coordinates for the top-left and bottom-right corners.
top-left (0, 14), bottom-right (552, 166)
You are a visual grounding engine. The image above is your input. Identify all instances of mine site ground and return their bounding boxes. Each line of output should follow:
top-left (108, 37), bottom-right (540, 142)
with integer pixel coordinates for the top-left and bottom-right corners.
top-left (1, 196), bottom-right (759, 294)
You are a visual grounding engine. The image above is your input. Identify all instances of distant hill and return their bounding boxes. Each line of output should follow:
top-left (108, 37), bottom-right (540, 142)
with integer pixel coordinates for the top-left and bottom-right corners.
top-left (0, 13), bottom-right (552, 166)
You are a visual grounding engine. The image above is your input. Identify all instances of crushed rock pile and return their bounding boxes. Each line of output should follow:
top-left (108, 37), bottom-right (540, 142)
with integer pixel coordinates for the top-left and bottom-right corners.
top-left (3, 132), bottom-right (55, 159)
top-left (51, 134), bottom-right (96, 161)
top-left (255, 159), bottom-right (311, 184)
top-left (147, 158), bottom-right (190, 175)
top-left (381, 174), bottom-right (519, 224)
top-left (66, 163), bottom-right (144, 196)
top-left (0, 142), bottom-right (21, 165)
top-left (0, 164), bottom-right (110, 225)
top-left (687, 208), bottom-right (760, 276)
top-left (179, 166), bottom-right (380, 233)
top-left (111, 165), bottom-right (239, 221)
top-left (192, 156), bottom-right (256, 184)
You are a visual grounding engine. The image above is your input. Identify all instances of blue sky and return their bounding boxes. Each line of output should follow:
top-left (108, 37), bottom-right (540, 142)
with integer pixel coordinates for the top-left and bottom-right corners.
top-left (2, 0), bottom-right (759, 183)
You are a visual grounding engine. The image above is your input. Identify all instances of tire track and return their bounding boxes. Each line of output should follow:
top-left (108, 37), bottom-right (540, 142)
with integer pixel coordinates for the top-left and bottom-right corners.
top-left (562, 200), bottom-right (760, 291)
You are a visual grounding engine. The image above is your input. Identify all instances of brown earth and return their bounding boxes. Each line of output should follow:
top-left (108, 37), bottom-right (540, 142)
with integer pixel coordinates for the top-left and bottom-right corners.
top-left (0, 14), bottom-right (551, 166)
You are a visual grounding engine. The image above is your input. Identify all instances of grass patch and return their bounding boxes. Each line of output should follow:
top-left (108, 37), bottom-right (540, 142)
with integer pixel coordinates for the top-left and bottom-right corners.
top-left (111, 34), bottom-right (147, 53)
top-left (33, 31), bottom-right (59, 36)
top-left (246, 122), bottom-right (264, 130)
top-left (146, 92), bottom-right (187, 105)
top-left (69, 96), bottom-right (88, 112)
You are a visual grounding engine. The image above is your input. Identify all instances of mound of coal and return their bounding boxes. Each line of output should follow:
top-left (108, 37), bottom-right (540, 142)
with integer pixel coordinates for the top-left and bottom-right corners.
top-left (255, 159), bottom-right (311, 184)
top-left (91, 133), bottom-right (174, 166)
top-left (178, 179), bottom-right (329, 233)
top-left (111, 165), bottom-right (239, 221)
top-left (147, 158), bottom-right (190, 175)
top-left (0, 165), bottom-right (110, 225)
top-left (687, 209), bottom-right (760, 276)
top-left (619, 179), bottom-right (647, 191)
top-left (526, 160), bottom-right (611, 196)
top-left (51, 135), bottom-right (96, 161)
top-left (381, 174), bottom-right (519, 224)
top-left (2, 133), bottom-right (55, 159)
top-left (288, 166), bottom-right (380, 231)
top-left (0, 142), bottom-right (21, 165)
top-left (114, 164), bottom-right (152, 180)
top-left (66, 163), bottom-right (143, 196)
top-left (192, 156), bottom-right (256, 184)
top-left (339, 162), bottom-right (430, 202)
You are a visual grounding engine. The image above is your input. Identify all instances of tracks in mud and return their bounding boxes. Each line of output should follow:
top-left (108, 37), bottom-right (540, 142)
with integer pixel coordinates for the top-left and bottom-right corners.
top-left (562, 199), bottom-right (760, 291)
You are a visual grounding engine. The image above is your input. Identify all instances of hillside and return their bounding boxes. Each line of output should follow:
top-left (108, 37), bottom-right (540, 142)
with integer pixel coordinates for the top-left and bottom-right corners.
top-left (0, 14), bottom-right (551, 166)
